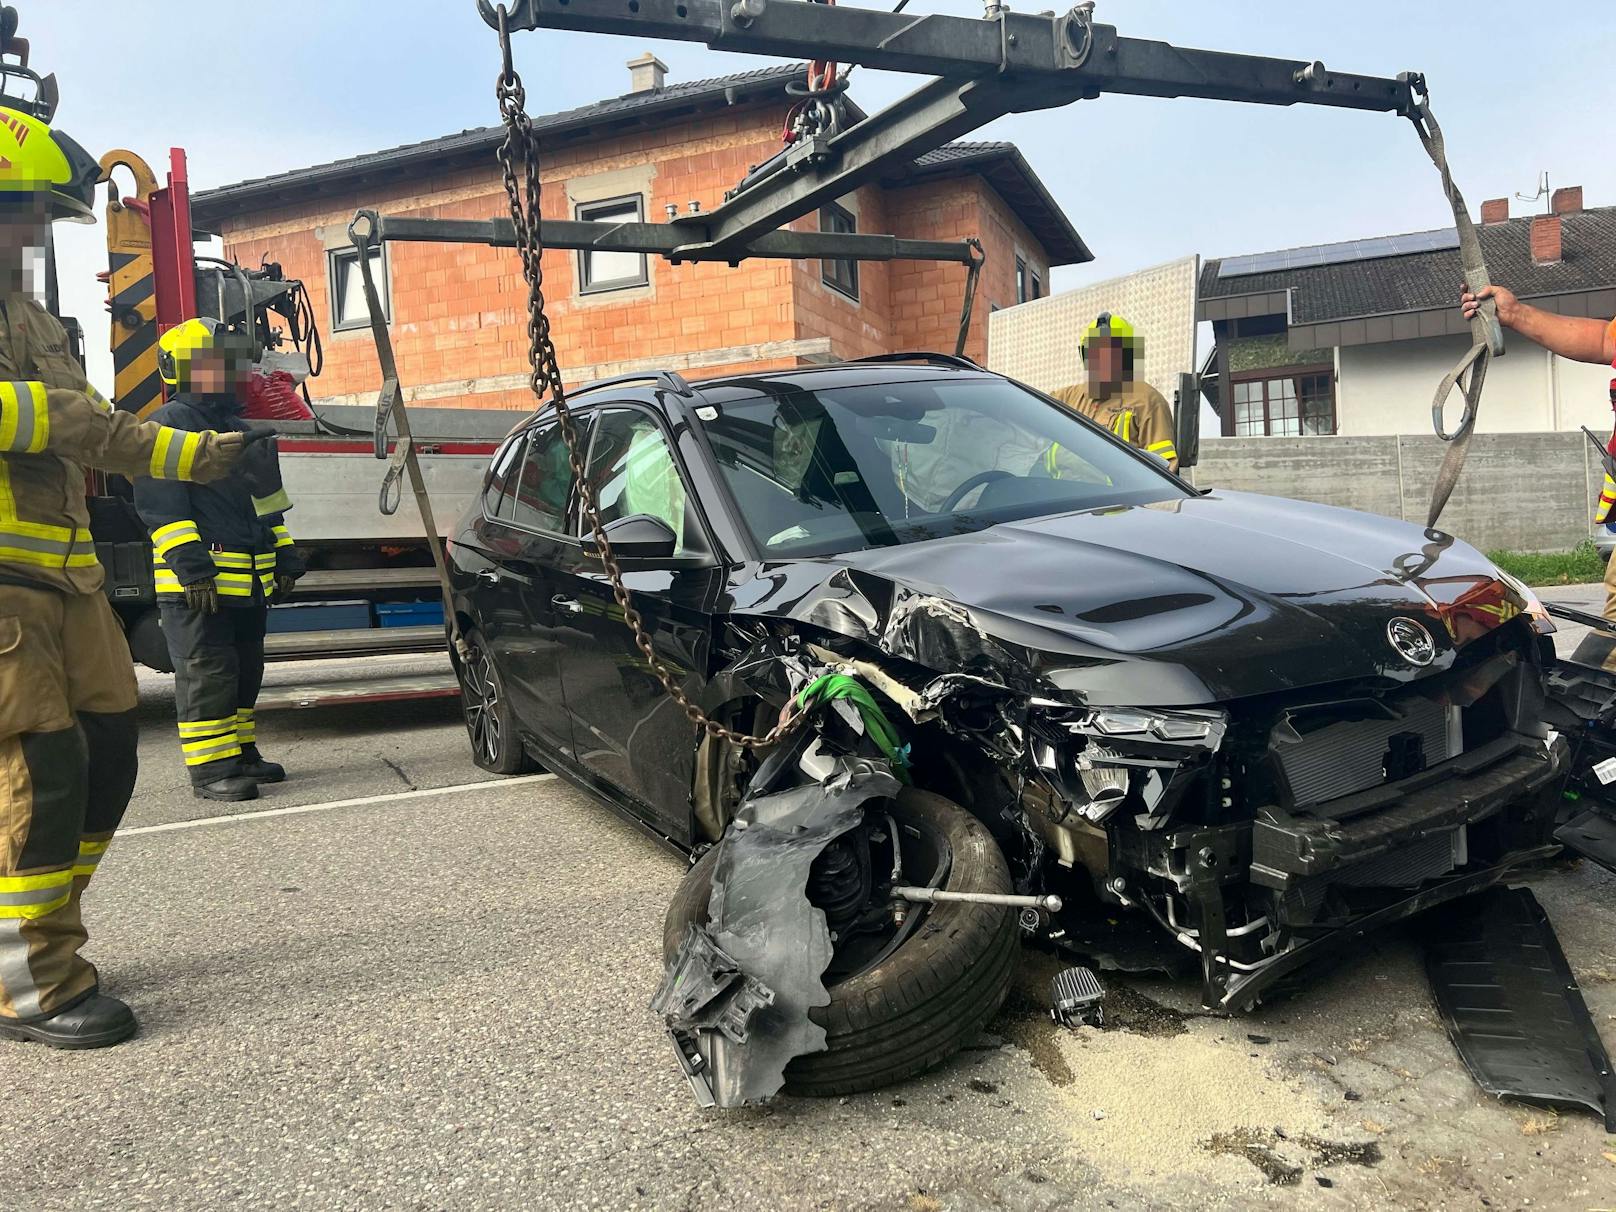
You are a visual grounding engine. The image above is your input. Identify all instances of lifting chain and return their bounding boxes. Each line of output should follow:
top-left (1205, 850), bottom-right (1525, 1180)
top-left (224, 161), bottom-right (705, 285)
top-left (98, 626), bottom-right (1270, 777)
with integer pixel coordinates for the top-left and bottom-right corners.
top-left (492, 7), bottom-right (807, 750)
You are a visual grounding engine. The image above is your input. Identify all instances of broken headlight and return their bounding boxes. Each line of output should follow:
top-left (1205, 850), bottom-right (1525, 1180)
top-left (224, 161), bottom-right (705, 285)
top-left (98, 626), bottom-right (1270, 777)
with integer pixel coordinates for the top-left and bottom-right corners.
top-left (1067, 706), bottom-right (1227, 749)
top-left (1494, 569), bottom-right (1554, 635)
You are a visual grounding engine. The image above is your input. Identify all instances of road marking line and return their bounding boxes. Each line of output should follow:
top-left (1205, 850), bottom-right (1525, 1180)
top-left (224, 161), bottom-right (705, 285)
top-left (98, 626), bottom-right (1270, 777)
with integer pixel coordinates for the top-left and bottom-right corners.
top-left (120, 773), bottom-right (558, 837)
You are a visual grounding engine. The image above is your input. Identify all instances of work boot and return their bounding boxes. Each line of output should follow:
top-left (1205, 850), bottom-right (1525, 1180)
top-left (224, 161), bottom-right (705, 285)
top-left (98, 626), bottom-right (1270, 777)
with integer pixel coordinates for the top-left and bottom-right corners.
top-left (193, 775), bottom-right (259, 802)
top-left (238, 749), bottom-right (285, 784)
top-left (0, 994), bottom-right (138, 1050)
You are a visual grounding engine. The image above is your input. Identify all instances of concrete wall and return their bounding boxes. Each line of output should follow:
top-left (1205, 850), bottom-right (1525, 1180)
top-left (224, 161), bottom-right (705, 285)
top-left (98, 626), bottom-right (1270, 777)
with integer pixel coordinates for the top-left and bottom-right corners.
top-left (1336, 335), bottom-right (1613, 436)
top-left (1194, 431), bottom-right (1606, 553)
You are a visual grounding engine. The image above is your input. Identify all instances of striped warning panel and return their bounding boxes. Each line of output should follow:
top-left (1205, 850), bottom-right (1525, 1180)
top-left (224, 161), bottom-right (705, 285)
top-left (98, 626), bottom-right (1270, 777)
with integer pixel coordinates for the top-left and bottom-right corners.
top-left (107, 247), bottom-right (161, 417)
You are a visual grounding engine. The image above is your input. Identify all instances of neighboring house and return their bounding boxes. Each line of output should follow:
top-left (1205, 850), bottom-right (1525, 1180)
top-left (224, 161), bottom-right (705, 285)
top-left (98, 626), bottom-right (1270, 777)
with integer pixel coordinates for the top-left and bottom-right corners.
top-left (191, 57), bottom-right (1088, 413)
top-left (1198, 186), bottom-right (1616, 438)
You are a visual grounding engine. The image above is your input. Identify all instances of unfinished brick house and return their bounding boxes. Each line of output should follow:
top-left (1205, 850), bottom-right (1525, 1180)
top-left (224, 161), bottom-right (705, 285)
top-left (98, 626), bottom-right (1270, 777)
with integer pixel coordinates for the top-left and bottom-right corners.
top-left (190, 58), bottom-right (1088, 412)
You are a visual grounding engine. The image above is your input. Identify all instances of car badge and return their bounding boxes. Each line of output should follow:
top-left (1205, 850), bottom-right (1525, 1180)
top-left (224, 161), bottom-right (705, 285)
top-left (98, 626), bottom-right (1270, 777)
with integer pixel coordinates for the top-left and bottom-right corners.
top-left (1386, 617), bottom-right (1436, 667)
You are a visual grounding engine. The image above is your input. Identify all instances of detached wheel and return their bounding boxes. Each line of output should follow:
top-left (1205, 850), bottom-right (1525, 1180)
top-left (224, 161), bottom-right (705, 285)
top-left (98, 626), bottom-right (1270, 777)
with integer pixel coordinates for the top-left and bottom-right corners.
top-left (663, 785), bottom-right (1019, 1097)
top-left (457, 636), bottom-right (534, 775)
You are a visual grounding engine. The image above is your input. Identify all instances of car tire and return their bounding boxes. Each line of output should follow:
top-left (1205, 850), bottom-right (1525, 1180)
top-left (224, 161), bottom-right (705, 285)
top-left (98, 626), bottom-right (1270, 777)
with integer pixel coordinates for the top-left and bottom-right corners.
top-left (123, 607), bottom-right (173, 673)
top-left (663, 785), bottom-right (1019, 1097)
top-left (457, 634), bottom-right (535, 775)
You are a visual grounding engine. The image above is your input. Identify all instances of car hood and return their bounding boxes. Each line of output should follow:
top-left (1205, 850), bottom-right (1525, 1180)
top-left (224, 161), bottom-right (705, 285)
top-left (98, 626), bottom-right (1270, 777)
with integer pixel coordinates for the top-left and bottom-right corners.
top-left (726, 490), bottom-right (1535, 706)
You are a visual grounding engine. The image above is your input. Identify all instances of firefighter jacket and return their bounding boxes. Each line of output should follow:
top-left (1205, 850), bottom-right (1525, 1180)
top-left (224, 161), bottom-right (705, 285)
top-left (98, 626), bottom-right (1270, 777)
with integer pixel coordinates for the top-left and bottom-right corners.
top-left (1050, 381), bottom-right (1179, 471)
top-left (134, 392), bottom-right (303, 604)
top-left (0, 297), bottom-right (249, 594)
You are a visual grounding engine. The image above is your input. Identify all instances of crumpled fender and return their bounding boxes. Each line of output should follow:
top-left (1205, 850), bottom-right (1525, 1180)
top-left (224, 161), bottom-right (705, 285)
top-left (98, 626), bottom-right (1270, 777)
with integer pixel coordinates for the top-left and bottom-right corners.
top-left (656, 750), bottom-right (901, 1108)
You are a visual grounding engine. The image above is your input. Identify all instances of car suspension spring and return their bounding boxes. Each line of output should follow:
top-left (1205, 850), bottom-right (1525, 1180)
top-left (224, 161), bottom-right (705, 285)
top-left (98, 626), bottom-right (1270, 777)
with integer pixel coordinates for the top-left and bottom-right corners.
top-left (808, 835), bottom-right (873, 939)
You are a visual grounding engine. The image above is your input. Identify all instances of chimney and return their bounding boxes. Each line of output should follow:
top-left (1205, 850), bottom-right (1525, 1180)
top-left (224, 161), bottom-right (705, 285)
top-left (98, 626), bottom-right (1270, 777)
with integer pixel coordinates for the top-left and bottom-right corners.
top-left (1531, 214), bottom-right (1562, 266)
top-left (1480, 198), bottom-right (1510, 225)
top-left (627, 51), bottom-right (668, 93)
top-left (1551, 185), bottom-right (1583, 216)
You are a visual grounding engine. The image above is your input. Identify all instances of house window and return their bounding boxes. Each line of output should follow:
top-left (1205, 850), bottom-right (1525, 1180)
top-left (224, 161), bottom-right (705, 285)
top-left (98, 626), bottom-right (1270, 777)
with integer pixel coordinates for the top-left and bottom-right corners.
top-left (328, 244), bottom-right (389, 332)
top-left (1031, 270), bottom-right (1042, 300)
top-left (1230, 367), bottom-right (1336, 436)
top-left (820, 203), bottom-right (859, 301)
top-left (576, 195), bottom-right (649, 293)
top-left (1015, 256), bottom-right (1028, 304)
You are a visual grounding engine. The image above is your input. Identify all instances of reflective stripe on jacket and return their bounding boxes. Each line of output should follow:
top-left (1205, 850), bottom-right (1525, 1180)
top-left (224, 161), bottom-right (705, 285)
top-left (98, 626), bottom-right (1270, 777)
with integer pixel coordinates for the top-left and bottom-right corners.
top-left (0, 295), bottom-right (243, 594)
top-left (134, 393), bottom-right (298, 606)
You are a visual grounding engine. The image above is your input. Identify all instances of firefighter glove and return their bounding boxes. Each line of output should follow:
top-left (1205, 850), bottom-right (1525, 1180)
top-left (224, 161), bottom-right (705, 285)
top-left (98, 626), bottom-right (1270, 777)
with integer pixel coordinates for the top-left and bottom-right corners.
top-left (183, 579), bottom-right (219, 614)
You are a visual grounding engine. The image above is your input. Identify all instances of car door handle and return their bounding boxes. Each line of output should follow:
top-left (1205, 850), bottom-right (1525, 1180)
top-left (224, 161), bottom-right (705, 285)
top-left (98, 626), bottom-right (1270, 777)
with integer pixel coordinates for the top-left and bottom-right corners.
top-left (552, 594), bottom-right (584, 615)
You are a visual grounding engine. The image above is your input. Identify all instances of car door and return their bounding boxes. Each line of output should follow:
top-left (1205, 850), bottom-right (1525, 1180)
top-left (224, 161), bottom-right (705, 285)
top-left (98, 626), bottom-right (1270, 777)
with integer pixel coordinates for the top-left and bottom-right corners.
top-left (549, 404), bottom-right (723, 844)
top-left (467, 420), bottom-right (585, 757)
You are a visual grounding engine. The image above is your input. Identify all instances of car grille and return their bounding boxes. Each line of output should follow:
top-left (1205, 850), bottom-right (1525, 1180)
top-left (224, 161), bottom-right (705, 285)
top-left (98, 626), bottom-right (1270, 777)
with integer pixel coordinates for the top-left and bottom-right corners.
top-left (1274, 696), bottom-right (1457, 806)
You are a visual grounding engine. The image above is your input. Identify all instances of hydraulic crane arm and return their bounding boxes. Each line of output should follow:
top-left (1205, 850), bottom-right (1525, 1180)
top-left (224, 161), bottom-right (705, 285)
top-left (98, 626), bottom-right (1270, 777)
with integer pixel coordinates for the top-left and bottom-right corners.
top-left (479, 0), bottom-right (1420, 258)
top-left (481, 0), bottom-right (1418, 114)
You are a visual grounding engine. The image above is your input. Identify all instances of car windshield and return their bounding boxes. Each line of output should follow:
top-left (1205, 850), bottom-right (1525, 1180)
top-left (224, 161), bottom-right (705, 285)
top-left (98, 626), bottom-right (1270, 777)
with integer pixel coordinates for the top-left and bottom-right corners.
top-left (701, 375), bottom-right (1190, 558)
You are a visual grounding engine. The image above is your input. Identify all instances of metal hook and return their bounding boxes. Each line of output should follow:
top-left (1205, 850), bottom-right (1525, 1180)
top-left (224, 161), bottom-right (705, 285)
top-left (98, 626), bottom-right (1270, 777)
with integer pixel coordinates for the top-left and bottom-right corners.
top-left (496, 3), bottom-right (516, 86)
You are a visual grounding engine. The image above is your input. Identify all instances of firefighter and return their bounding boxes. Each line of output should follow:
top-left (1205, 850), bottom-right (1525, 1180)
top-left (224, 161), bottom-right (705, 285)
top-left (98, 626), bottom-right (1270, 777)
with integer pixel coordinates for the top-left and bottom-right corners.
top-left (0, 109), bottom-right (255, 1048)
top-left (135, 318), bottom-right (304, 803)
top-left (1050, 313), bottom-right (1179, 472)
top-left (1461, 284), bottom-right (1616, 621)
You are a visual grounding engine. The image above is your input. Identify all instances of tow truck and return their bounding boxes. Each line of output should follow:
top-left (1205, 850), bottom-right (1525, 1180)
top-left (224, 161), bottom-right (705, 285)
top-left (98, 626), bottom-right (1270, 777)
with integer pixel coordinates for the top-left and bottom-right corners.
top-left (84, 140), bottom-right (516, 706)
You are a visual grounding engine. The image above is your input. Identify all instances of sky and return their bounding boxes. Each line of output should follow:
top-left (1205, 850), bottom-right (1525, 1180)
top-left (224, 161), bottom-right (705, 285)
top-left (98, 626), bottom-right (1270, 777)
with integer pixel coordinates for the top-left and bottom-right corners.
top-left (27, 0), bottom-right (1616, 391)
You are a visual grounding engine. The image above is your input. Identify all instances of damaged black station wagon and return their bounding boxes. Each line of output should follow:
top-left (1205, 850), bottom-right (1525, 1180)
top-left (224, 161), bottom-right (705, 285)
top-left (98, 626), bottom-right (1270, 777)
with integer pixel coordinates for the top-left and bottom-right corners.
top-left (447, 355), bottom-right (1573, 1106)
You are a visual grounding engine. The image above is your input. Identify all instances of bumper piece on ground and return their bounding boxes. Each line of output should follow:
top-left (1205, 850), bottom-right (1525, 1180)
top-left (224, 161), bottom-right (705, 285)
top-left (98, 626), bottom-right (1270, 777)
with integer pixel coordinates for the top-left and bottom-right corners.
top-left (1555, 805), bottom-right (1616, 874)
top-left (1420, 886), bottom-right (1616, 1131)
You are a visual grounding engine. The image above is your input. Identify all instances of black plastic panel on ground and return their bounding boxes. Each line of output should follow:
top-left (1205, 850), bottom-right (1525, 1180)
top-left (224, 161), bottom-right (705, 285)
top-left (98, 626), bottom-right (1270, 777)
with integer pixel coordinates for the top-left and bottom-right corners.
top-left (1418, 886), bottom-right (1615, 1130)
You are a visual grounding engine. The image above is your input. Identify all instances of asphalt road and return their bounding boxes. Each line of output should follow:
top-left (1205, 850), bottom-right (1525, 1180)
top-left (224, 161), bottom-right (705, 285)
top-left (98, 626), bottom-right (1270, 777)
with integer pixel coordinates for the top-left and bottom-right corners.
top-left (4, 612), bottom-right (1615, 1211)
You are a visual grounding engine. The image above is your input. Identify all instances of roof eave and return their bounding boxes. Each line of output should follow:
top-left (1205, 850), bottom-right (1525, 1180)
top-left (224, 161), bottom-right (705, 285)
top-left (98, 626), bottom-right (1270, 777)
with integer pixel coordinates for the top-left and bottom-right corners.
top-left (887, 145), bottom-right (1091, 266)
top-left (191, 72), bottom-right (796, 225)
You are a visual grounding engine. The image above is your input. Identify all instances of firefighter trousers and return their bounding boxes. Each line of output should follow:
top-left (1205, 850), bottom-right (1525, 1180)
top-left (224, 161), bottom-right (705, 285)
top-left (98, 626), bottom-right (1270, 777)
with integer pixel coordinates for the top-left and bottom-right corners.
top-left (160, 601), bottom-right (269, 784)
top-left (0, 584), bottom-right (139, 1023)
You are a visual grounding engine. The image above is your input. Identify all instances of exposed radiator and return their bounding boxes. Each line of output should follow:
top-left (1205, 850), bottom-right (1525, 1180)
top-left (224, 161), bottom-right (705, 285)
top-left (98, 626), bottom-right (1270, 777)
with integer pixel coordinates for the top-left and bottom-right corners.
top-left (1287, 830), bottom-right (1462, 917)
top-left (1274, 696), bottom-right (1458, 805)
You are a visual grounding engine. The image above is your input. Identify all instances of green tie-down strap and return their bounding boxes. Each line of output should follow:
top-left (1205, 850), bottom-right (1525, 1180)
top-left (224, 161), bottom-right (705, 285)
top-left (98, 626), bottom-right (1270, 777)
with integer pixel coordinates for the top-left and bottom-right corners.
top-left (797, 673), bottom-right (911, 783)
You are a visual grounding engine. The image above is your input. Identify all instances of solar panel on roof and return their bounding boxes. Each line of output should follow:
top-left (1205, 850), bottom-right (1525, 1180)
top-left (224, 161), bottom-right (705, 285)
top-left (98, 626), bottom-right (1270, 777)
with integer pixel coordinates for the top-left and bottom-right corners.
top-left (1217, 227), bottom-right (1459, 279)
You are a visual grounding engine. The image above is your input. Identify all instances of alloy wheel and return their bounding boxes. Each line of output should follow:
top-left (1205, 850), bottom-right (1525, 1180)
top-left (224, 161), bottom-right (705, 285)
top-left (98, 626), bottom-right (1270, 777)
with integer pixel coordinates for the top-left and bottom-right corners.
top-left (462, 649), bottom-right (503, 766)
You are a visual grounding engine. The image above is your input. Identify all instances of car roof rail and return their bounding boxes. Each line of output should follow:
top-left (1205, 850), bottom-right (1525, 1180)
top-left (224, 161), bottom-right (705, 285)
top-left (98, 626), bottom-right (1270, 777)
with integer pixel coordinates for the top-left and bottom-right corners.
top-left (846, 351), bottom-right (982, 371)
top-left (568, 369), bottom-right (693, 399)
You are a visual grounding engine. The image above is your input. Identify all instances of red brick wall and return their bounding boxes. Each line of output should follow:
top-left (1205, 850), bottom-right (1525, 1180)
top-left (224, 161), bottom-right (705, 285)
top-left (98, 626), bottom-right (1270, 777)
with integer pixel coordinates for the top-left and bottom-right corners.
top-left (882, 177), bottom-right (1046, 363)
top-left (790, 183), bottom-right (894, 362)
top-left (219, 108), bottom-right (1055, 407)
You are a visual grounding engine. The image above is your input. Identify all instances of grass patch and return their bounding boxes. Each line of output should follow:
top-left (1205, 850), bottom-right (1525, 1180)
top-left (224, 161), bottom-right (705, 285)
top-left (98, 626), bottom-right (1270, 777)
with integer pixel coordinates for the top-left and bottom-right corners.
top-left (1486, 539), bottom-right (1606, 586)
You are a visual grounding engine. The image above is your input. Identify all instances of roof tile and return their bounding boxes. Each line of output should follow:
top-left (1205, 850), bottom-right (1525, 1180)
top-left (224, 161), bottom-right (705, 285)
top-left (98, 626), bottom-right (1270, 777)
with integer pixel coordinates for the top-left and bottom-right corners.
top-left (1202, 207), bottom-right (1616, 324)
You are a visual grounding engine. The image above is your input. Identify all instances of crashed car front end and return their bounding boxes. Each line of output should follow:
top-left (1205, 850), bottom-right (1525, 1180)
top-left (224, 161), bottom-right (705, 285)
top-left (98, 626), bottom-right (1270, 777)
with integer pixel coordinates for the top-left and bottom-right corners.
top-left (1017, 619), bottom-right (1566, 1010)
top-left (711, 523), bottom-right (1574, 1012)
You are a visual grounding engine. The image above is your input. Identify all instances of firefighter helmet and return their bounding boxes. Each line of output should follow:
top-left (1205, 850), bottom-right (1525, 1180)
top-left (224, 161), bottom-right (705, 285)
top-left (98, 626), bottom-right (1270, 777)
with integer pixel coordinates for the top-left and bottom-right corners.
top-left (0, 106), bottom-right (98, 222)
top-left (157, 318), bottom-right (256, 386)
top-left (1081, 311), bottom-right (1138, 355)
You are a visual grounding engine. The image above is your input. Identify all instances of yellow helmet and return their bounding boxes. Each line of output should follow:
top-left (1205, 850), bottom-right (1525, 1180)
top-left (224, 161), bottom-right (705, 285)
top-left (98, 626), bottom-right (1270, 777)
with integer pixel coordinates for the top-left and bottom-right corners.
top-left (0, 106), bottom-right (98, 223)
top-left (157, 318), bottom-right (256, 386)
top-left (1081, 311), bottom-right (1138, 355)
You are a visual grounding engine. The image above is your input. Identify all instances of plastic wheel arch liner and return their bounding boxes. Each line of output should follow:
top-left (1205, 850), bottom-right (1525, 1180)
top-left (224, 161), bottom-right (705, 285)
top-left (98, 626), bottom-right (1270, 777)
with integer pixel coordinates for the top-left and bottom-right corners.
top-left (663, 753), bottom-right (902, 1108)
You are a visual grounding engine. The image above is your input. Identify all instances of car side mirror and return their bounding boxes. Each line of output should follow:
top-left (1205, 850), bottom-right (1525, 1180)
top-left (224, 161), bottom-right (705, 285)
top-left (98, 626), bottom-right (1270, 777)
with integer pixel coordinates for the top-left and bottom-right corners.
top-left (584, 513), bottom-right (678, 560)
top-left (1174, 371), bottom-right (1201, 471)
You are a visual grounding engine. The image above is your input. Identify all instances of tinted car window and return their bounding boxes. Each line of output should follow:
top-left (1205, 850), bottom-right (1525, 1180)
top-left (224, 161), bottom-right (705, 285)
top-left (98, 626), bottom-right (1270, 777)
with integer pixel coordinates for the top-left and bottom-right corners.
top-left (584, 408), bottom-right (705, 556)
top-left (702, 376), bottom-right (1188, 558)
top-left (483, 434), bottom-right (525, 520)
top-left (507, 421), bottom-right (580, 533)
